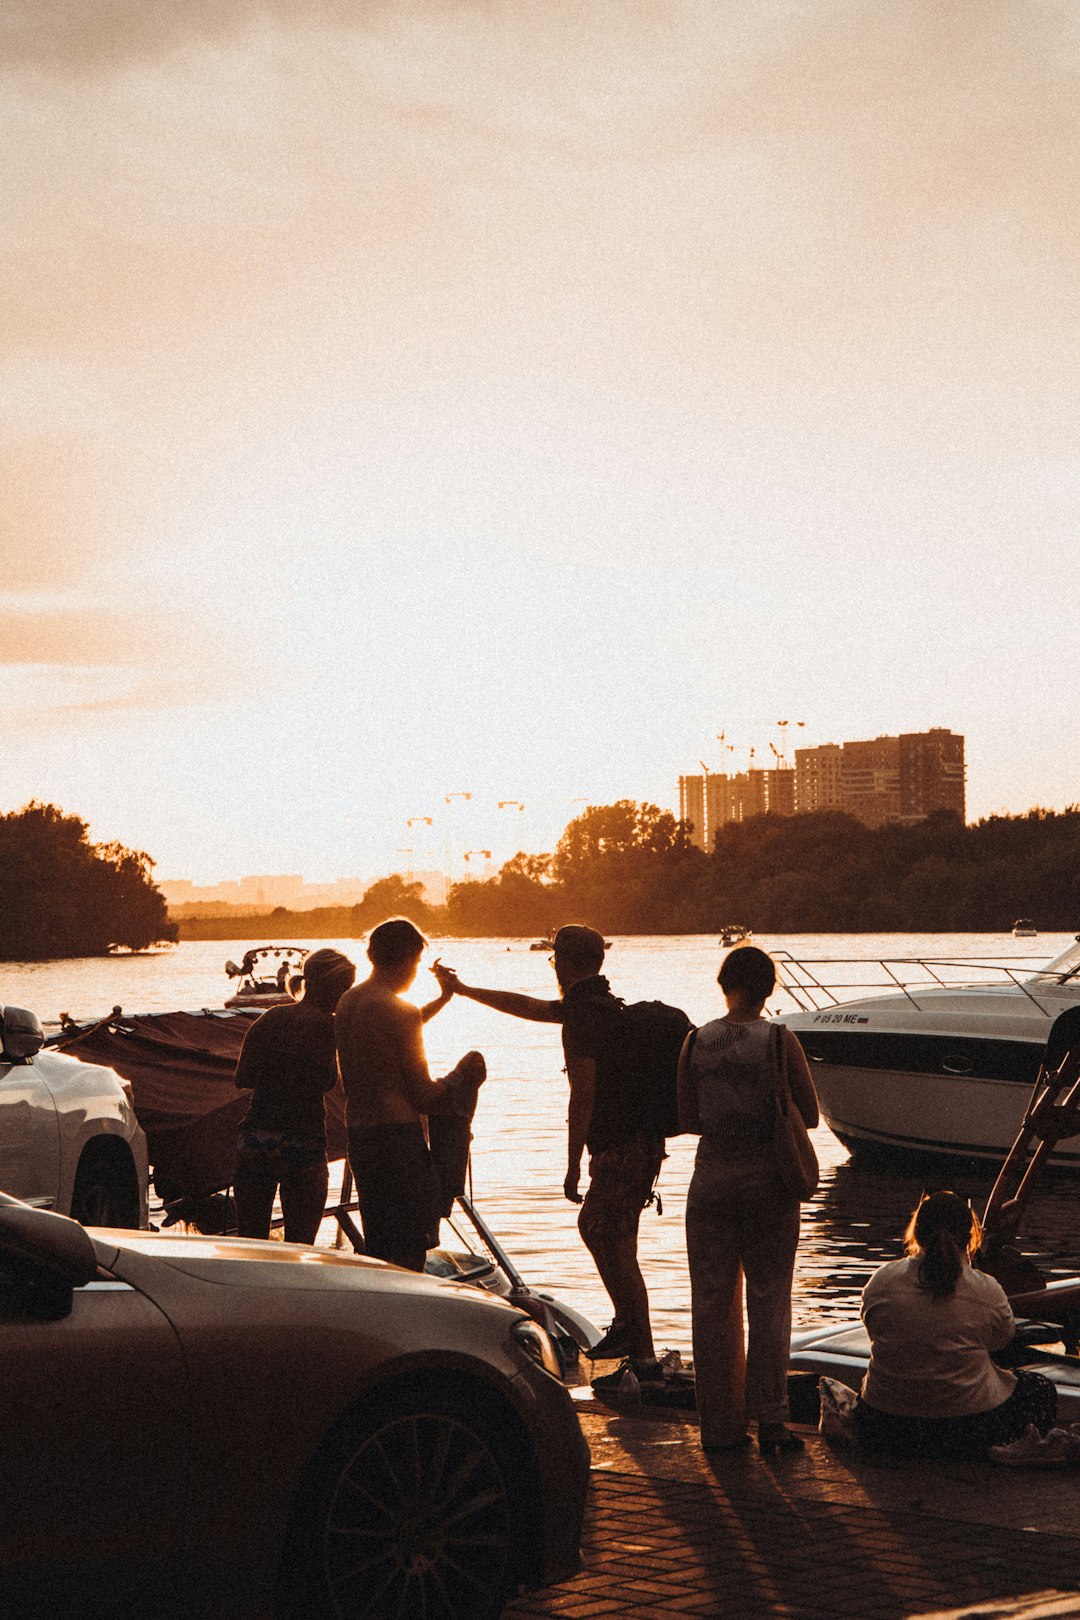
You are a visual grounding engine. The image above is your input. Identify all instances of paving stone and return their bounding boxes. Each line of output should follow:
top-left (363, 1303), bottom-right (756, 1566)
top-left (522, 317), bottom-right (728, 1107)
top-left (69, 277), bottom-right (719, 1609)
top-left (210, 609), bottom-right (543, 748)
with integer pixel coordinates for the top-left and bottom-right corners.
top-left (505, 1408), bottom-right (1080, 1620)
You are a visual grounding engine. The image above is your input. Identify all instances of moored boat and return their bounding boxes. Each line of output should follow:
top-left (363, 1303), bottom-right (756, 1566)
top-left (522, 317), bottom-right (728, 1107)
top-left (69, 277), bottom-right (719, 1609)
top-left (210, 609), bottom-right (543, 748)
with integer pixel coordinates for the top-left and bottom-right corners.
top-left (223, 946), bottom-right (308, 1008)
top-left (779, 937), bottom-right (1080, 1168)
top-left (1012, 918), bottom-right (1038, 938)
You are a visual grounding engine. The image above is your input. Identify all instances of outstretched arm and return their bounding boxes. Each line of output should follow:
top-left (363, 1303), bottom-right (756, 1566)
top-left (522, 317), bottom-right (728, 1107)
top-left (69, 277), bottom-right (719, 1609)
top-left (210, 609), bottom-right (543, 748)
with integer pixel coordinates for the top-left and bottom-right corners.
top-left (432, 961), bottom-right (562, 1024)
top-left (419, 985), bottom-right (453, 1024)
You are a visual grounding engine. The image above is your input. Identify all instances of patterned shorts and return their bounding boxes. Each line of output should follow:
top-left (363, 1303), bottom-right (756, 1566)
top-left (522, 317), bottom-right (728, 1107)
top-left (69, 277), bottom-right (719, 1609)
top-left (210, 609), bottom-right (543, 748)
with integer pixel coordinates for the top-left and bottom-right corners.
top-left (579, 1136), bottom-right (665, 1250)
top-left (234, 1127), bottom-right (326, 1179)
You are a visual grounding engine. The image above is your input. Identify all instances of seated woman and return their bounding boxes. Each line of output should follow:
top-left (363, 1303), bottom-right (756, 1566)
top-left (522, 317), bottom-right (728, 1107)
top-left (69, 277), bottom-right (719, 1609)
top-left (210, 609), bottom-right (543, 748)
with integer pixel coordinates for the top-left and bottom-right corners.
top-left (855, 1190), bottom-right (1057, 1460)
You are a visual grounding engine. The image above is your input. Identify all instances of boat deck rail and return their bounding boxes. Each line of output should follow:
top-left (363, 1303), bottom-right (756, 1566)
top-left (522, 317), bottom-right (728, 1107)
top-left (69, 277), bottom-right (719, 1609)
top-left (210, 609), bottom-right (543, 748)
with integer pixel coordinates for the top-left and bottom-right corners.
top-left (773, 951), bottom-right (1057, 1016)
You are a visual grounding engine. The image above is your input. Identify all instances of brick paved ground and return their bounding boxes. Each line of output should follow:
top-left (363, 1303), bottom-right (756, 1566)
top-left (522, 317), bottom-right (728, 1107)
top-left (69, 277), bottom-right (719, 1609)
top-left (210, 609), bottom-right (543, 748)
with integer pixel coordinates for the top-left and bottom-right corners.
top-left (506, 1395), bottom-right (1080, 1620)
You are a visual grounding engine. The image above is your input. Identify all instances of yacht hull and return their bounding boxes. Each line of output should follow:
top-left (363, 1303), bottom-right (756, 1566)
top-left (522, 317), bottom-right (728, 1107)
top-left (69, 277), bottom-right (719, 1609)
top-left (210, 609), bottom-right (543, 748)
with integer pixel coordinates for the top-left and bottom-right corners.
top-left (810, 1058), bottom-right (1080, 1168)
top-left (783, 966), bottom-right (1080, 1169)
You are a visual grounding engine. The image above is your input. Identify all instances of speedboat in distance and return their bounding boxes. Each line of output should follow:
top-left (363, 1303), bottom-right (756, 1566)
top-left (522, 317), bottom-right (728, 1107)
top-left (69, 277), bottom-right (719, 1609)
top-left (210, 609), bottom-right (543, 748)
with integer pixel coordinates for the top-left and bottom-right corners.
top-left (778, 937), bottom-right (1080, 1168)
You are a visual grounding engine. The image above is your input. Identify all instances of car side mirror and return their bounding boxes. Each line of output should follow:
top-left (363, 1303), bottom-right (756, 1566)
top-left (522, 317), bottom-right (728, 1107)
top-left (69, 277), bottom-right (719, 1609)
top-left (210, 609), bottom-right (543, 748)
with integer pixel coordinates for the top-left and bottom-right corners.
top-left (1, 1005), bottom-right (45, 1062)
top-left (0, 1199), bottom-right (99, 1320)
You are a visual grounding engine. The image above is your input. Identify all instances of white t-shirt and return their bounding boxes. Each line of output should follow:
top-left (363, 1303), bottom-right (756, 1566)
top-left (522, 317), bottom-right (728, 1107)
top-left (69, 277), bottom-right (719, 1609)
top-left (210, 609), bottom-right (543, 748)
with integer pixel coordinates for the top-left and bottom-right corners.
top-left (861, 1255), bottom-right (1016, 1418)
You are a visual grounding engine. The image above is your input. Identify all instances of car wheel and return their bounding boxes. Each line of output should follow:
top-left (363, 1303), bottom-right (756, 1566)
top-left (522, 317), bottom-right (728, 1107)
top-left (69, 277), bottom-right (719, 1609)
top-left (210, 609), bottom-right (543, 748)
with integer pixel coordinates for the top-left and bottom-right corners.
top-left (291, 1388), bottom-right (515, 1620)
top-left (70, 1152), bottom-right (136, 1227)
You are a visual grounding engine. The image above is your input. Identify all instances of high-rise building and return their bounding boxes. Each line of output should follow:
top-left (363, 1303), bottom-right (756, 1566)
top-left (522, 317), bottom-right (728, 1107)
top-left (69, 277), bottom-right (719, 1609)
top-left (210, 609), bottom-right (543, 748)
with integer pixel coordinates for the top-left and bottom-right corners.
top-left (840, 736), bottom-right (901, 828)
top-left (678, 774), bottom-right (707, 851)
top-left (678, 768), bottom-right (795, 850)
top-left (795, 744), bottom-right (843, 814)
top-left (680, 728), bottom-right (965, 843)
top-left (899, 728), bottom-right (966, 821)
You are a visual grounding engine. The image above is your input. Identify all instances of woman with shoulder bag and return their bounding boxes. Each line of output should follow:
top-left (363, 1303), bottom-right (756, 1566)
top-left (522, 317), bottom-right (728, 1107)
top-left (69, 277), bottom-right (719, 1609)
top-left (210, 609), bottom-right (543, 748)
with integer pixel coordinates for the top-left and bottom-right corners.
top-left (678, 945), bottom-right (819, 1455)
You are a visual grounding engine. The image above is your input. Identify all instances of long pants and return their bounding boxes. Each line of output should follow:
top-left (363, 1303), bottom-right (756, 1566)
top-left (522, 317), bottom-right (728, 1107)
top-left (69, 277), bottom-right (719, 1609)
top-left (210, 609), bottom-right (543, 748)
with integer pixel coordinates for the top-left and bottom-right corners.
top-left (685, 1141), bottom-right (800, 1445)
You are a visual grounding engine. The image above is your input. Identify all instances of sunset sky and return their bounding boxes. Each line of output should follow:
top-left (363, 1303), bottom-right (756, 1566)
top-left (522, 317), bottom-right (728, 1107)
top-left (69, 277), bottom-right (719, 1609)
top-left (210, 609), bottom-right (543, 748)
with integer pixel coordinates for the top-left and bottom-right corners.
top-left (3, 2), bottom-right (1078, 885)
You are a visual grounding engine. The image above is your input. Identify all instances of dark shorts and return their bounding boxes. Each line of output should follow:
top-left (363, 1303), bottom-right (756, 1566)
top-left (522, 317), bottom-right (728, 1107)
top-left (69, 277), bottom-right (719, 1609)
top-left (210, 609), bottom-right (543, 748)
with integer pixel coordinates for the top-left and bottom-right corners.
top-left (348, 1122), bottom-right (441, 1273)
top-left (234, 1127), bottom-right (326, 1181)
top-left (579, 1136), bottom-right (665, 1250)
top-left (855, 1368), bottom-right (1058, 1461)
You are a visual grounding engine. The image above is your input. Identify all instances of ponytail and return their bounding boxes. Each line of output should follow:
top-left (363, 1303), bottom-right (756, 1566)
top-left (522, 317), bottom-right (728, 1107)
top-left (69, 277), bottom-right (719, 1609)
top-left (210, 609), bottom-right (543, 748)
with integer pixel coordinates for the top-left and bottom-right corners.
top-left (904, 1190), bottom-right (980, 1301)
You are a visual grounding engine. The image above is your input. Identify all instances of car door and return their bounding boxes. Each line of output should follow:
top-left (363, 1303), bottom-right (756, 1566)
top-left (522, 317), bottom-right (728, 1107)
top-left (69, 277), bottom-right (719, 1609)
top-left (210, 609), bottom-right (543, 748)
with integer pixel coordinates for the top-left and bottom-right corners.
top-left (0, 1269), bottom-right (189, 1615)
top-left (0, 1056), bottom-right (60, 1205)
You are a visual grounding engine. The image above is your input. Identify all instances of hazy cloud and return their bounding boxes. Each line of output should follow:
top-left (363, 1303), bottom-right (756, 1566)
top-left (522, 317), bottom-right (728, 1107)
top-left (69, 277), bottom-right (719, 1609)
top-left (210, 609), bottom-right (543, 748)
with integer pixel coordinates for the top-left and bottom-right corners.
top-left (0, 0), bottom-right (393, 75)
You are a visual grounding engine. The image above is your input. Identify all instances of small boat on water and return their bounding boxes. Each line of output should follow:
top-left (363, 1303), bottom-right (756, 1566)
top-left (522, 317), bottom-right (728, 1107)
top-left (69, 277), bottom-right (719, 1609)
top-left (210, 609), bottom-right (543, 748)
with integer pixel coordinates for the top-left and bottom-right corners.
top-left (224, 946), bottom-right (308, 1008)
top-left (719, 926), bottom-right (751, 949)
top-left (779, 935), bottom-right (1080, 1168)
top-left (1013, 918), bottom-right (1039, 938)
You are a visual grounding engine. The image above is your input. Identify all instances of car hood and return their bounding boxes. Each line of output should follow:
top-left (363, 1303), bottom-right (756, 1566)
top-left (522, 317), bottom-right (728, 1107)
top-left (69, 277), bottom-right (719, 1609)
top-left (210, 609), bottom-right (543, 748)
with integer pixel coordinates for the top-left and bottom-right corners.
top-left (98, 1229), bottom-right (518, 1310)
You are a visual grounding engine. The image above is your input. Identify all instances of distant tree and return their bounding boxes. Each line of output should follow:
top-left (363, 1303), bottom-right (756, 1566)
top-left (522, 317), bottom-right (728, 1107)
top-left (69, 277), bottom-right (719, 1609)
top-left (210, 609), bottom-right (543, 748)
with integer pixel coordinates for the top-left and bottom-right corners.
top-left (0, 801), bottom-right (177, 958)
top-left (445, 852), bottom-right (555, 936)
top-left (551, 801), bottom-right (682, 880)
top-left (350, 874), bottom-right (434, 935)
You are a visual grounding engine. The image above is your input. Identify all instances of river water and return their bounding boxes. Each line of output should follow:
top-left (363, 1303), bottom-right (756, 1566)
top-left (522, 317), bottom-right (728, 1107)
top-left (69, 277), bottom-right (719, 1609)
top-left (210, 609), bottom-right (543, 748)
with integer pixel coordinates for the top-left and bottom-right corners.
top-left (5, 932), bottom-right (1079, 1349)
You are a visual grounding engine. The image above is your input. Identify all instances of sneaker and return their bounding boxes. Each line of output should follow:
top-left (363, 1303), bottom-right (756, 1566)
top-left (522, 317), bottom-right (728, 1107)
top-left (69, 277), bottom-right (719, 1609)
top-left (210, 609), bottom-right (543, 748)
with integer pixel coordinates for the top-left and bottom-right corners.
top-left (591, 1359), bottom-right (642, 1403)
top-left (991, 1423), bottom-right (1080, 1468)
top-left (586, 1320), bottom-right (632, 1360)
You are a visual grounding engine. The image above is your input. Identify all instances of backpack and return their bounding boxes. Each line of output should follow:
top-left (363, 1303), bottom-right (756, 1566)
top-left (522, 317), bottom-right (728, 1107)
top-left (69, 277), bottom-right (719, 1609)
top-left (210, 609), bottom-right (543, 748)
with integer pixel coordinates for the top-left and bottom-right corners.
top-left (616, 1000), bottom-right (695, 1138)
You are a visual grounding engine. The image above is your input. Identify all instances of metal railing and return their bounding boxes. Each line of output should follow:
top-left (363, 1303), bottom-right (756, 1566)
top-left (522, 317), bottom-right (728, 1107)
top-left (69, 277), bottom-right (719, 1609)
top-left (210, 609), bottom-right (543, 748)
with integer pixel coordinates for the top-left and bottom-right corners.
top-left (773, 951), bottom-right (1056, 1016)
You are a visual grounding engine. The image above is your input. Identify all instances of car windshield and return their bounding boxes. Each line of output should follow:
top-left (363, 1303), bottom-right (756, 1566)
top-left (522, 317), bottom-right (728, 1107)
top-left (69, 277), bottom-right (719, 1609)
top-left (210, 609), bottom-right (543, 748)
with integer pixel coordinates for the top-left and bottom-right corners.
top-left (1031, 938), bottom-right (1080, 984)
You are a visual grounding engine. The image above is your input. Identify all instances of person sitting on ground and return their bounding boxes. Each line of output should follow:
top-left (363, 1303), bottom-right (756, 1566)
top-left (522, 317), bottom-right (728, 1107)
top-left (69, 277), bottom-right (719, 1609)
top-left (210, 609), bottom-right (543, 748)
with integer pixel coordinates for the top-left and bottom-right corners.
top-left (232, 947), bottom-right (357, 1245)
top-left (335, 917), bottom-right (485, 1272)
top-left (855, 1190), bottom-right (1057, 1460)
top-left (433, 926), bottom-right (665, 1378)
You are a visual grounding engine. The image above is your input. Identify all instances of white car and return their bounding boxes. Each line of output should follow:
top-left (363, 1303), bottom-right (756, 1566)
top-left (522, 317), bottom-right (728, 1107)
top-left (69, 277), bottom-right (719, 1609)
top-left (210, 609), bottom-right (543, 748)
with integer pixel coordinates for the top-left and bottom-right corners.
top-left (0, 1194), bottom-right (589, 1619)
top-left (0, 1005), bottom-right (148, 1228)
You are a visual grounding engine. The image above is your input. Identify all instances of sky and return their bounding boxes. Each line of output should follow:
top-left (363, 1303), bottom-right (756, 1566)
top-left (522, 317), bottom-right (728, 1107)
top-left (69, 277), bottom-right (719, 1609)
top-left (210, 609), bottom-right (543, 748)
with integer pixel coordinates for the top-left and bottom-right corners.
top-left (2, 1), bottom-right (1078, 885)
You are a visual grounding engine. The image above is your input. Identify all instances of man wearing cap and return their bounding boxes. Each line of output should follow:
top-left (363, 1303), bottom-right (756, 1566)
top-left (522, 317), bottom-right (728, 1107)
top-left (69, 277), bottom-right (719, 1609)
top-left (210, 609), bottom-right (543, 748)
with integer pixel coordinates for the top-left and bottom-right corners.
top-left (434, 926), bottom-right (663, 1372)
top-left (335, 918), bottom-right (486, 1272)
top-left (233, 947), bottom-right (357, 1244)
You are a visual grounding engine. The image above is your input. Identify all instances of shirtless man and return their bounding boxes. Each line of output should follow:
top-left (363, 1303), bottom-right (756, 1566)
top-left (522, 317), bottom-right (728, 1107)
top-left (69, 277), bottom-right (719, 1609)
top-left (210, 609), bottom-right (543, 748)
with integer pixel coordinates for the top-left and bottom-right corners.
top-left (335, 917), bottom-right (484, 1271)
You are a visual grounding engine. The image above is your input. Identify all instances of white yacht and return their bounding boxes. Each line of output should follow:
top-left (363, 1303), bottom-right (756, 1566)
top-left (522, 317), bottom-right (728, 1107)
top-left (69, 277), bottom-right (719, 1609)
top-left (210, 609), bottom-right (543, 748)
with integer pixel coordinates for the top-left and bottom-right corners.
top-left (779, 937), bottom-right (1080, 1168)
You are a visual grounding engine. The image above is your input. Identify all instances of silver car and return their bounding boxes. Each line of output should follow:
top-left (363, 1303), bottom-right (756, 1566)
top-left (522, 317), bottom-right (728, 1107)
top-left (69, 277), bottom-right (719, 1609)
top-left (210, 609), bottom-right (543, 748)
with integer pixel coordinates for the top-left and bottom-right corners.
top-left (0, 1194), bottom-right (589, 1619)
top-left (0, 1005), bottom-right (147, 1227)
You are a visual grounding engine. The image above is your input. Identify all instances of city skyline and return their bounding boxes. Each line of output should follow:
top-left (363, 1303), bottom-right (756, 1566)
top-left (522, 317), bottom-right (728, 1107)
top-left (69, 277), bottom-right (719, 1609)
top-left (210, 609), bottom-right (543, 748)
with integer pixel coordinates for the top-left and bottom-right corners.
top-left (4, 4), bottom-right (1079, 884)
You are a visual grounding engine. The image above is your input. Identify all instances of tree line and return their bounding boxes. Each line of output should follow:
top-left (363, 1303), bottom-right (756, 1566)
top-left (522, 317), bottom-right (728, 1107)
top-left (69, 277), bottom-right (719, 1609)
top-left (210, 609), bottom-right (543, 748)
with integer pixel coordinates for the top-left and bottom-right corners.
top-left (178, 800), bottom-right (1080, 942)
top-left (0, 802), bottom-right (177, 959)
top-left (7, 796), bottom-right (1077, 959)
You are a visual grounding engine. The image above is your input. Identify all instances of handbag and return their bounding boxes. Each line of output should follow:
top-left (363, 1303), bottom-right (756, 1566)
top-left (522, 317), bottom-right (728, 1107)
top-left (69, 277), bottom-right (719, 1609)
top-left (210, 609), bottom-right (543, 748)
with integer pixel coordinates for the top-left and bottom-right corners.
top-left (769, 1023), bottom-right (819, 1201)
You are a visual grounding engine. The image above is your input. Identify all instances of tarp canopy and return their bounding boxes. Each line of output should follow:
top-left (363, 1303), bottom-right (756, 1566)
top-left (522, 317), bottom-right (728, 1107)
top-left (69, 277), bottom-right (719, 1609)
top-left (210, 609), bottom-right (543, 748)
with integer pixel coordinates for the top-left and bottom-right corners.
top-left (51, 1010), bottom-right (348, 1200)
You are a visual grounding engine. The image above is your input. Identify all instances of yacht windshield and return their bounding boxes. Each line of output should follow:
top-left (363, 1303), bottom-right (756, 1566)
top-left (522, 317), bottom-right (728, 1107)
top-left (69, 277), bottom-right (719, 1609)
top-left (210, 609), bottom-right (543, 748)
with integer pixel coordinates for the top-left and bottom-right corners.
top-left (1031, 938), bottom-right (1080, 983)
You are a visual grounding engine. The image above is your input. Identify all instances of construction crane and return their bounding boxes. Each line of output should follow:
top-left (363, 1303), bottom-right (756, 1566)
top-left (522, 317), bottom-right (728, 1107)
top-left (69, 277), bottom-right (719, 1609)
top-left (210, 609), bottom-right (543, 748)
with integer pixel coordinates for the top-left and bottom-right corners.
top-left (773, 720), bottom-right (807, 769)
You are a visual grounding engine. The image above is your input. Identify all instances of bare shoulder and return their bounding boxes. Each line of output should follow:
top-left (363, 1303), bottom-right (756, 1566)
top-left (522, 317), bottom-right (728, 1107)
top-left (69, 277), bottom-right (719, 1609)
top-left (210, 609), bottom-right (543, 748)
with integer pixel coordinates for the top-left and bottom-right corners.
top-left (336, 981), bottom-right (417, 1039)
